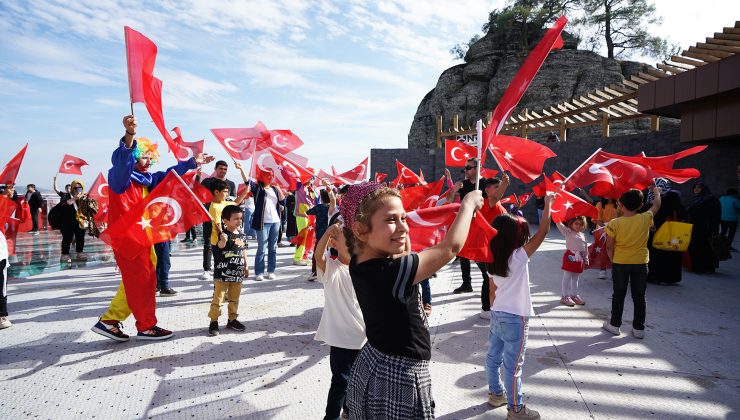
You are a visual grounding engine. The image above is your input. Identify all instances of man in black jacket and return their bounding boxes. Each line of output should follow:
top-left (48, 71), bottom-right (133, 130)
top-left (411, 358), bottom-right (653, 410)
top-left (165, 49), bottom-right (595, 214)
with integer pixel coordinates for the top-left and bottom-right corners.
top-left (25, 184), bottom-right (44, 233)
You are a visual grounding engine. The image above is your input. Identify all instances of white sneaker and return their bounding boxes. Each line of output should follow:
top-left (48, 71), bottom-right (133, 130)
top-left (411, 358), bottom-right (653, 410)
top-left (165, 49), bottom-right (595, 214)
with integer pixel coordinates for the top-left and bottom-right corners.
top-left (598, 270), bottom-right (606, 279)
top-left (0, 316), bottom-right (11, 329)
top-left (267, 272), bottom-right (277, 280)
top-left (255, 274), bottom-right (265, 281)
top-left (479, 310), bottom-right (491, 320)
top-left (602, 320), bottom-right (620, 336)
top-left (631, 328), bottom-right (645, 339)
top-left (200, 271), bottom-right (211, 280)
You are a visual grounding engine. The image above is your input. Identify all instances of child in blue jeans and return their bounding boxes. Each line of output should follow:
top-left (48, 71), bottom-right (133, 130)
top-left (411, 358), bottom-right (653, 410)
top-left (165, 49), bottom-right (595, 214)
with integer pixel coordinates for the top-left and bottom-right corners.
top-left (484, 194), bottom-right (553, 420)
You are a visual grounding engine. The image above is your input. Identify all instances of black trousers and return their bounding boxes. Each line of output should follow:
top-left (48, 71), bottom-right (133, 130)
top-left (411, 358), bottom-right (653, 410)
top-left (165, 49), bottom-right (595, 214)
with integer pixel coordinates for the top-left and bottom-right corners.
top-left (325, 346), bottom-right (360, 420)
top-left (0, 259), bottom-right (8, 316)
top-left (460, 257), bottom-right (491, 311)
top-left (720, 220), bottom-right (737, 246)
top-left (61, 225), bottom-right (85, 254)
top-left (609, 263), bottom-right (648, 330)
top-left (29, 206), bottom-right (40, 231)
top-left (202, 221), bottom-right (212, 271)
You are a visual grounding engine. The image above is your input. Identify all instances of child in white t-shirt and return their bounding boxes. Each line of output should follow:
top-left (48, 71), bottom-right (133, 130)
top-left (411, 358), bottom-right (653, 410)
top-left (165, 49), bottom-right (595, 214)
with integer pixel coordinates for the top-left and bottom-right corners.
top-left (484, 194), bottom-right (554, 419)
top-left (314, 220), bottom-right (366, 420)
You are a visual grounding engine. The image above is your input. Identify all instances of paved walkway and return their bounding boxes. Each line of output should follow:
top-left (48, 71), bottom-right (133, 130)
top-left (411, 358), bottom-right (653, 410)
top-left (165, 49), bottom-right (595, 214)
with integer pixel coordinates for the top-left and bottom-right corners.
top-left (1, 229), bottom-right (739, 419)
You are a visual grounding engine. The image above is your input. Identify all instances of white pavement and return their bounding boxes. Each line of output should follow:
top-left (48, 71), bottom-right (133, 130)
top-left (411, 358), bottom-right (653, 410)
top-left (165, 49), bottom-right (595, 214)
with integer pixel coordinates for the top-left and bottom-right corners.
top-left (1, 229), bottom-right (739, 420)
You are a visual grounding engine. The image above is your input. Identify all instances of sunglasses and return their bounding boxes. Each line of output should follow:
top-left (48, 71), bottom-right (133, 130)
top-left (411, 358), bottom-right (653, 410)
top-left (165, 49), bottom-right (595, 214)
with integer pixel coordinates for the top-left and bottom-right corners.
top-left (464, 166), bottom-right (477, 170)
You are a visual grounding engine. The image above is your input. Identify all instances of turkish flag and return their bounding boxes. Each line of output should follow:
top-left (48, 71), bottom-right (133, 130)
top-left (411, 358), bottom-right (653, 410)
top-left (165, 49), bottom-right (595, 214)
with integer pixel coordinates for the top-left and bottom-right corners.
top-left (603, 146), bottom-right (707, 184)
top-left (457, 209), bottom-right (498, 263)
top-left (335, 157), bottom-right (368, 184)
top-left (400, 177), bottom-right (445, 211)
top-left (250, 149), bottom-right (307, 189)
top-left (566, 150), bottom-right (651, 196)
top-left (586, 227), bottom-right (612, 269)
top-left (406, 203), bottom-right (497, 261)
top-left (1, 217), bottom-right (20, 256)
top-left (266, 129), bottom-right (304, 155)
top-left (545, 177), bottom-right (598, 223)
top-left (290, 215), bottom-right (316, 250)
top-left (374, 172), bottom-right (388, 183)
top-left (180, 170), bottom-right (214, 203)
top-left (480, 168), bottom-right (500, 179)
top-left (88, 172), bottom-right (109, 203)
top-left (269, 149), bottom-right (313, 184)
top-left (210, 126), bottom-right (262, 161)
top-left (445, 140), bottom-right (477, 167)
top-left (487, 135), bottom-right (556, 183)
top-left (0, 195), bottom-right (17, 225)
top-left (124, 26), bottom-right (157, 104)
top-left (393, 161), bottom-right (423, 186)
top-left (533, 171), bottom-right (566, 197)
top-left (313, 169), bottom-right (340, 187)
top-left (57, 154), bottom-right (88, 175)
top-left (0, 144), bottom-right (28, 185)
top-left (141, 72), bottom-right (181, 157)
top-left (100, 170), bottom-right (211, 249)
top-left (518, 192), bottom-right (533, 208)
top-left (171, 127), bottom-right (204, 162)
top-left (500, 194), bottom-right (517, 205)
top-left (482, 16), bottom-right (567, 161)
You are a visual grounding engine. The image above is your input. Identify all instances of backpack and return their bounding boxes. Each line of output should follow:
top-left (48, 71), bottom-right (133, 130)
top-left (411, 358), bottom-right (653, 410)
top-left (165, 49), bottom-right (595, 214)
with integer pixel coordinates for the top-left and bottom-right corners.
top-left (47, 202), bottom-right (64, 230)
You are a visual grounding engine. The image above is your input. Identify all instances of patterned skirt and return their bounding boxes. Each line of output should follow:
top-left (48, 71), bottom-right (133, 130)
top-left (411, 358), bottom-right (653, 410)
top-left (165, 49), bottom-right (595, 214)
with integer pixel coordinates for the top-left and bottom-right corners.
top-left (347, 343), bottom-right (435, 420)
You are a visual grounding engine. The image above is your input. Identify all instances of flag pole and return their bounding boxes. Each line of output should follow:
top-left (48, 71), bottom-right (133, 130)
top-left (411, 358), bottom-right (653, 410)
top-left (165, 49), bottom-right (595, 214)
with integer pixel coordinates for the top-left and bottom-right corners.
top-left (171, 170), bottom-right (213, 222)
top-left (124, 27), bottom-right (135, 117)
top-left (249, 140), bottom-right (257, 179)
top-left (561, 147), bottom-right (602, 189)
top-left (475, 119), bottom-right (483, 186)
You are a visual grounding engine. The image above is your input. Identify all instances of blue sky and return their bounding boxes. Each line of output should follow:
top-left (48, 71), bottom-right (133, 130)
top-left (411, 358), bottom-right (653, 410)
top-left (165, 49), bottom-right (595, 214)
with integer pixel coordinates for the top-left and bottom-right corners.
top-left (0, 0), bottom-right (738, 191)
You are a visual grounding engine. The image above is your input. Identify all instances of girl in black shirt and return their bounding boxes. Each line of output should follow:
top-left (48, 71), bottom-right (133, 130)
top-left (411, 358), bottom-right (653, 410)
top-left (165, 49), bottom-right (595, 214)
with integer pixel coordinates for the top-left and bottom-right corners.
top-left (340, 182), bottom-right (482, 419)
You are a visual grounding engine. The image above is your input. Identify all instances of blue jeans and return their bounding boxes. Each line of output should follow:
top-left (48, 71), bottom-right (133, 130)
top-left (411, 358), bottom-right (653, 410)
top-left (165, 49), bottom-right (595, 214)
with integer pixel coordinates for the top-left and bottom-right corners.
top-left (420, 279), bottom-right (432, 305)
top-left (243, 207), bottom-right (257, 237)
top-left (486, 311), bottom-right (530, 411)
top-left (324, 346), bottom-right (359, 420)
top-left (154, 241), bottom-right (171, 290)
top-left (255, 222), bottom-right (279, 275)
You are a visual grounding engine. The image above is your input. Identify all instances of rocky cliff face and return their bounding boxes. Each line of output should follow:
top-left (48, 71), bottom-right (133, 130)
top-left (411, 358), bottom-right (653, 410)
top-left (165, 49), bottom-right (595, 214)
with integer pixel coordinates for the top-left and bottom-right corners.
top-left (408, 30), bottom-right (668, 148)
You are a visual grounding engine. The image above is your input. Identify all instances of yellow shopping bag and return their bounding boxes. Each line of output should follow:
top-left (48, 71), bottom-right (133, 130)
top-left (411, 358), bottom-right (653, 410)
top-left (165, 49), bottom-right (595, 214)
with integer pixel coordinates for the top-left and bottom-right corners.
top-left (652, 221), bottom-right (692, 252)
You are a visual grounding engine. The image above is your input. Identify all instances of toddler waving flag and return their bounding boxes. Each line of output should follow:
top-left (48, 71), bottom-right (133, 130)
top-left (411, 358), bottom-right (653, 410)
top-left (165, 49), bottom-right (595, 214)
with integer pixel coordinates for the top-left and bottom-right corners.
top-left (58, 154), bottom-right (88, 175)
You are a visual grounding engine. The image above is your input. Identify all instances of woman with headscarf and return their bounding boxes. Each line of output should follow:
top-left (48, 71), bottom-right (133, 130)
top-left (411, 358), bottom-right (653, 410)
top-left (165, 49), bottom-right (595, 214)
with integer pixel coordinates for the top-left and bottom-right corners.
top-left (686, 182), bottom-right (722, 274)
top-left (59, 179), bottom-right (97, 263)
top-left (643, 178), bottom-right (686, 284)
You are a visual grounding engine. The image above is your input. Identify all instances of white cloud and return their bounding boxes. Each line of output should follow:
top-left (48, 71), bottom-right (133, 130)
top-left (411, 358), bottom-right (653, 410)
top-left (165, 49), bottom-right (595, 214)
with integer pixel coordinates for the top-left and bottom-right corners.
top-left (153, 68), bottom-right (239, 112)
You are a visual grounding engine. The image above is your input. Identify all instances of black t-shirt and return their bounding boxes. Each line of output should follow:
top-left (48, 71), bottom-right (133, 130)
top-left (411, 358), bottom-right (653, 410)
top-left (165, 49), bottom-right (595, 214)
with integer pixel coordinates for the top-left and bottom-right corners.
top-left (350, 253), bottom-right (430, 360)
top-left (213, 229), bottom-right (247, 282)
top-left (459, 178), bottom-right (486, 199)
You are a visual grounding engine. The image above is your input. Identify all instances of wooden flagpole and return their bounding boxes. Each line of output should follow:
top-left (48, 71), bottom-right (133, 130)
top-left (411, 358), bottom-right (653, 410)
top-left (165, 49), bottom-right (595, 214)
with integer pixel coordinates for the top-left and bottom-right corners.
top-left (124, 27), bottom-right (135, 117)
top-left (475, 119), bottom-right (483, 186)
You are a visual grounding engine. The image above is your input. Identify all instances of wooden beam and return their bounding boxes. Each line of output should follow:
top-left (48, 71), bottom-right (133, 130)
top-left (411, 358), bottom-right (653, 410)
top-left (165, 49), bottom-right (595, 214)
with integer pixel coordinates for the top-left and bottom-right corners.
top-left (622, 79), bottom-right (641, 89)
top-left (452, 114), bottom-right (459, 132)
top-left (714, 33), bottom-right (740, 41)
top-left (723, 27), bottom-right (740, 34)
top-left (645, 67), bottom-right (669, 78)
top-left (650, 115), bottom-right (660, 132)
top-left (436, 115), bottom-right (443, 148)
top-left (688, 46), bottom-right (733, 59)
top-left (559, 117), bottom-right (567, 142)
top-left (602, 111), bottom-right (610, 137)
top-left (657, 62), bottom-right (686, 74)
top-left (637, 72), bottom-right (660, 81)
top-left (697, 42), bottom-right (740, 53)
top-left (682, 50), bottom-right (721, 62)
top-left (671, 55), bottom-right (706, 67)
top-left (630, 75), bottom-right (650, 84)
top-left (706, 37), bottom-right (740, 47)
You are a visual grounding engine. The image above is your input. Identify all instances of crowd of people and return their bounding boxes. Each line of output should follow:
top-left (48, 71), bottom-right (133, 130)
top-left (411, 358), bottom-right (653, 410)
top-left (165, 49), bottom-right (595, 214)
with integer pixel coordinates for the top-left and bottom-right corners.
top-left (0, 116), bottom-right (738, 420)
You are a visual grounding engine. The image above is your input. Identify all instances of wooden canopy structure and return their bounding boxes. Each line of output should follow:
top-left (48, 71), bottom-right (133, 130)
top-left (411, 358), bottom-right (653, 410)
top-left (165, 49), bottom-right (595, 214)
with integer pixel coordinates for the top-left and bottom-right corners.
top-left (435, 20), bottom-right (740, 148)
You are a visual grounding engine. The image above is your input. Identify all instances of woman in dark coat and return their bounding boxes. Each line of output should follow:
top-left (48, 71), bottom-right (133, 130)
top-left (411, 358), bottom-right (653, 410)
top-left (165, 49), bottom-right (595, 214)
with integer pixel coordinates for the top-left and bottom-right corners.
top-left (645, 179), bottom-right (686, 284)
top-left (686, 182), bottom-right (722, 274)
top-left (285, 192), bottom-right (297, 240)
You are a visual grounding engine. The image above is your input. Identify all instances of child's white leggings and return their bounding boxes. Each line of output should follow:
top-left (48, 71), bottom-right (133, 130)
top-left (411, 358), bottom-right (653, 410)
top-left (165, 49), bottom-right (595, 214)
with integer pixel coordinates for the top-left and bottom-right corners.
top-left (562, 271), bottom-right (580, 296)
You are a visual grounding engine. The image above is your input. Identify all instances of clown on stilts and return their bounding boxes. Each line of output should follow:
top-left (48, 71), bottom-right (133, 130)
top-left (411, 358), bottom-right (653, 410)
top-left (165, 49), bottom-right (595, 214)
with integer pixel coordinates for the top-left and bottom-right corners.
top-left (91, 115), bottom-right (214, 341)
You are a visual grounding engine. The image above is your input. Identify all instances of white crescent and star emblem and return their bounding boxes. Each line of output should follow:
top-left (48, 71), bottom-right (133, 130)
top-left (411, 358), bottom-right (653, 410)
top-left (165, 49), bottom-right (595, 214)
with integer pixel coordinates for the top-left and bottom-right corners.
top-left (401, 167), bottom-right (414, 179)
top-left (176, 145), bottom-right (194, 161)
top-left (588, 159), bottom-right (620, 175)
top-left (272, 134), bottom-right (288, 148)
top-left (282, 161), bottom-right (301, 177)
top-left (356, 164), bottom-right (366, 175)
top-left (224, 138), bottom-right (248, 153)
top-left (257, 153), bottom-right (270, 170)
top-left (63, 160), bottom-right (75, 170)
top-left (97, 183), bottom-right (108, 197)
top-left (407, 211), bottom-right (436, 227)
top-left (450, 146), bottom-right (463, 162)
top-left (138, 197), bottom-right (183, 230)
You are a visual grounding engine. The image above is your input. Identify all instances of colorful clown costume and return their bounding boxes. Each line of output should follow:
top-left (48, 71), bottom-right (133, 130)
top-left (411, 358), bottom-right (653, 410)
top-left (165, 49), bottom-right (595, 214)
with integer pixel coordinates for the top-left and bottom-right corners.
top-left (91, 138), bottom-right (195, 341)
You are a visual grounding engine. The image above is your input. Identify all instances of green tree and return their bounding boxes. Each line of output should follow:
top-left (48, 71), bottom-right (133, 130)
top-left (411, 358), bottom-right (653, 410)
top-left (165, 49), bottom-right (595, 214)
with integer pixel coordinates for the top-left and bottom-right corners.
top-left (450, 0), bottom-right (577, 60)
top-left (576, 0), bottom-right (671, 59)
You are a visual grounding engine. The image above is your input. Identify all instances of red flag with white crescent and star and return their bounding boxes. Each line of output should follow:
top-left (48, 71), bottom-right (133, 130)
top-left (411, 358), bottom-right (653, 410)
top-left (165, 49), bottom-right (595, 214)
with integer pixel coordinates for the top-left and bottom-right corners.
top-left (545, 177), bottom-right (598, 223)
top-left (565, 150), bottom-right (651, 196)
top-left (100, 170), bottom-right (211, 249)
top-left (500, 194), bottom-right (517, 205)
top-left (586, 227), bottom-right (612, 269)
top-left (533, 171), bottom-right (566, 197)
top-left (57, 154), bottom-right (88, 175)
top-left (445, 140), bottom-right (477, 167)
top-left (0, 144), bottom-right (28, 185)
top-left (487, 135), bottom-right (556, 183)
top-left (88, 172), bottom-right (109, 225)
top-left (518, 192), bottom-right (533, 208)
top-left (180, 170), bottom-right (214, 203)
top-left (171, 127), bottom-right (205, 162)
top-left (392, 161), bottom-right (423, 186)
top-left (374, 172), bottom-right (388, 183)
top-left (335, 157), bottom-right (368, 184)
top-left (399, 178), bottom-right (445, 212)
top-left (210, 126), bottom-right (263, 161)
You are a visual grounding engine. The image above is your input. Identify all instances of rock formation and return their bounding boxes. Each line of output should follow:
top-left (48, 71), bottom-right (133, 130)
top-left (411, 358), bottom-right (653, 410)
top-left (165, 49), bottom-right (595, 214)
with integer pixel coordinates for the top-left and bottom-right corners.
top-left (407, 29), bottom-right (674, 148)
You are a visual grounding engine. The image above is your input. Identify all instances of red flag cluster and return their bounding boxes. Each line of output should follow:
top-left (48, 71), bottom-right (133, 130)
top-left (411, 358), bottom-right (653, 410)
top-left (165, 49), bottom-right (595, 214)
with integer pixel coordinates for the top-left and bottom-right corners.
top-left (0, 144), bottom-right (28, 185)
